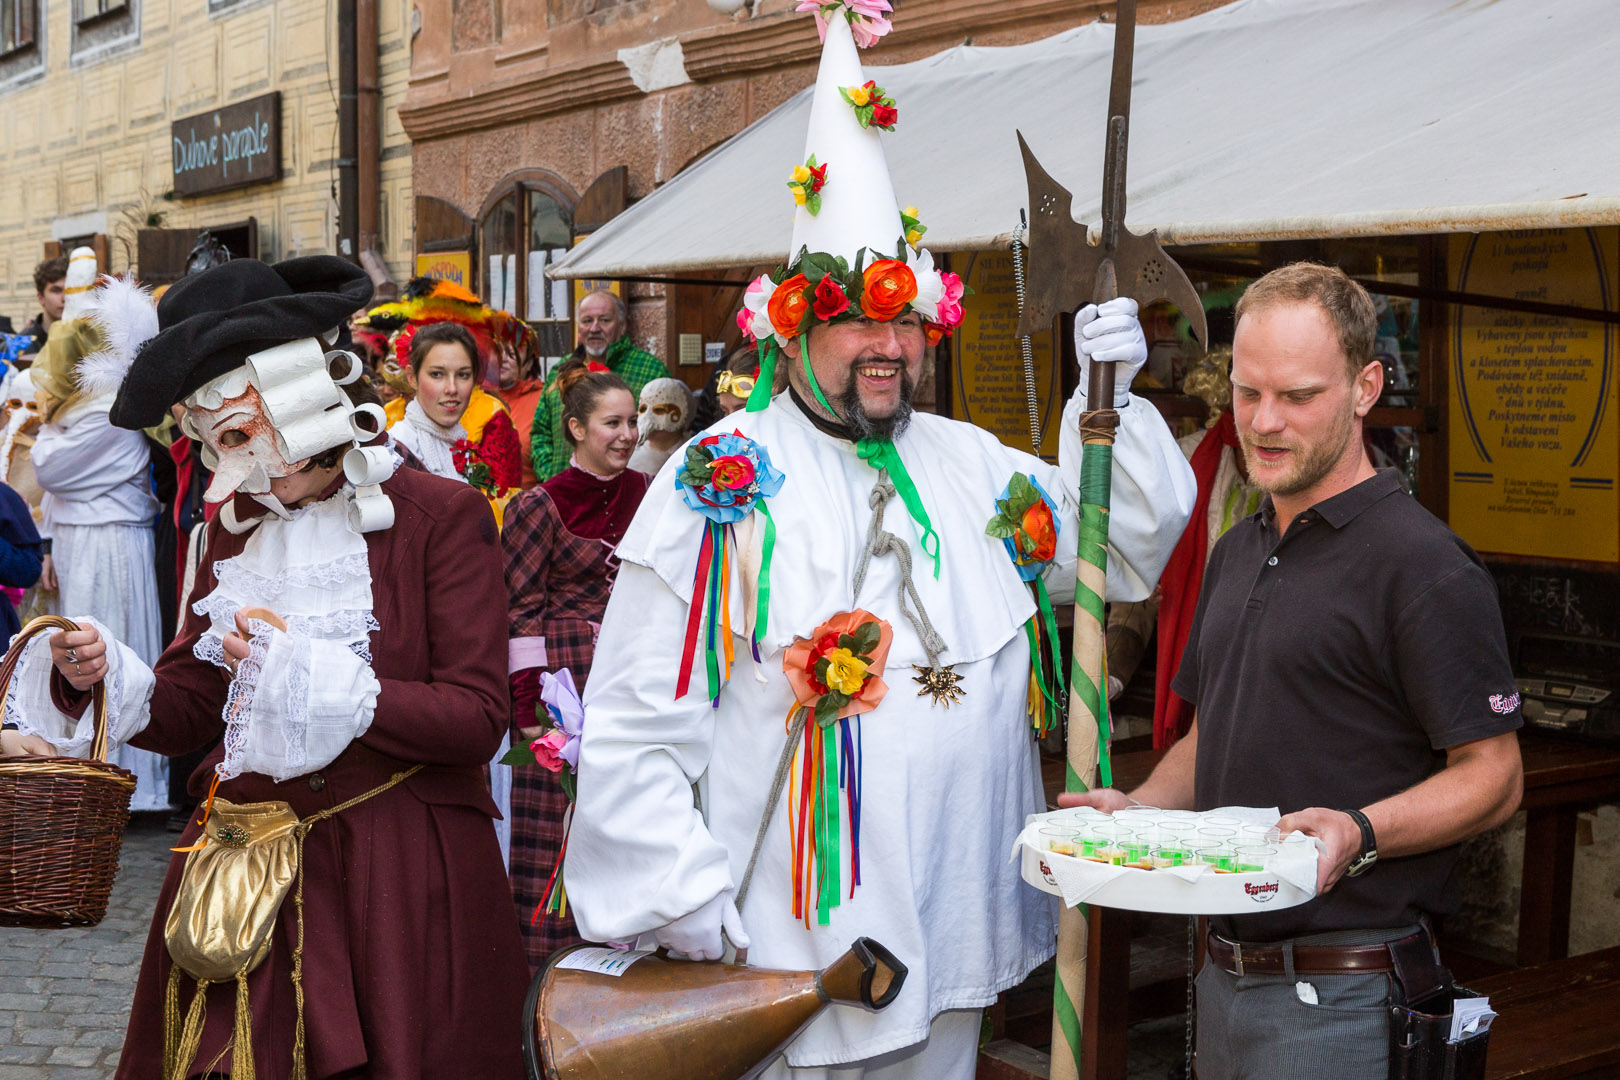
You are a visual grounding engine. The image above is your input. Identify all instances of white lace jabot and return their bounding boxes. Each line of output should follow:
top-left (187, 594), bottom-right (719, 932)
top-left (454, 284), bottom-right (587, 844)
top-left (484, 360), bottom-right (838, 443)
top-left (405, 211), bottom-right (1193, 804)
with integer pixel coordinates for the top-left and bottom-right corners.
top-left (192, 488), bottom-right (382, 781)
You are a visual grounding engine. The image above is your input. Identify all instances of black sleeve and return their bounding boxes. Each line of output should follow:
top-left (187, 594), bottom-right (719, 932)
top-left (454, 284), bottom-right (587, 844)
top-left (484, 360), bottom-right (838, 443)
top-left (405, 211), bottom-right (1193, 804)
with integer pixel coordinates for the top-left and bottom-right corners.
top-left (1387, 559), bottom-right (1523, 750)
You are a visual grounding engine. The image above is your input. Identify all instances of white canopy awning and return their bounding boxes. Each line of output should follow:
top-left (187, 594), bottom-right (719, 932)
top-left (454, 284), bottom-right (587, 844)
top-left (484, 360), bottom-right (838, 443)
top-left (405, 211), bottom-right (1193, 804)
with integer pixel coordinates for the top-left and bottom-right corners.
top-left (550, 0), bottom-right (1620, 279)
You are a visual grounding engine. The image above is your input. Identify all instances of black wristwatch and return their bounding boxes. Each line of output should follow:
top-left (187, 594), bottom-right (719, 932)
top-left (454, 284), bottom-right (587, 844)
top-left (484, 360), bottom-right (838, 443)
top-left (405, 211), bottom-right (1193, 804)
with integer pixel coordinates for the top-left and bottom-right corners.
top-left (1342, 808), bottom-right (1378, 877)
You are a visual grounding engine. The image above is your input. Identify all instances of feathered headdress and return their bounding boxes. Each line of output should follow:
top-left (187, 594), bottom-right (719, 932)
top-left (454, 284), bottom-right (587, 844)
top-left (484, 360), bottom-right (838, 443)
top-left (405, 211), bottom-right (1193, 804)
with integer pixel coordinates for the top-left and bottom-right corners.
top-left (359, 276), bottom-right (537, 372)
top-left (78, 276), bottom-right (160, 401)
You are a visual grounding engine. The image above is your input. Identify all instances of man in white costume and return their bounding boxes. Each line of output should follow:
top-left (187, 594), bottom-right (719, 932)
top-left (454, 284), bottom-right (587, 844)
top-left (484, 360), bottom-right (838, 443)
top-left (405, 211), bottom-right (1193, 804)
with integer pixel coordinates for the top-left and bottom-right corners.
top-left (563, 6), bottom-right (1196, 1078)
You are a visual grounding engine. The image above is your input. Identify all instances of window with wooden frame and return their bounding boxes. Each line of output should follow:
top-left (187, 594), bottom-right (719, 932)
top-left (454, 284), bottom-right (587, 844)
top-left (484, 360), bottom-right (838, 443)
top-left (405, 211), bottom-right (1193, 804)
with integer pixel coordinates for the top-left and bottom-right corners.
top-left (477, 170), bottom-right (579, 364)
top-left (1, 0), bottom-right (38, 55)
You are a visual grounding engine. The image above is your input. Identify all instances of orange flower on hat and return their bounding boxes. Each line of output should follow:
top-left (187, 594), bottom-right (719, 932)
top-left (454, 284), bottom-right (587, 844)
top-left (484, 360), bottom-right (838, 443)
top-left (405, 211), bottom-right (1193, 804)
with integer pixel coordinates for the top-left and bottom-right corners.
top-left (860, 260), bottom-right (917, 321)
top-left (767, 274), bottom-right (812, 338)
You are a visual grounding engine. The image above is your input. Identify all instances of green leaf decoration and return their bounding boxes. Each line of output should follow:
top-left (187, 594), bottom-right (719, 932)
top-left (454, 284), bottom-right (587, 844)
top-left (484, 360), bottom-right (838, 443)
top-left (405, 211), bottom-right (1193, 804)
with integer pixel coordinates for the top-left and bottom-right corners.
top-left (499, 744), bottom-right (539, 767)
top-left (1009, 472), bottom-right (1035, 503)
top-left (806, 193), bottom-right (821, 217)
top-left (985, 516), bottom-right (1017, 540)
top-left (560, 769), bottom-right (577, 803)
top-left (839, 86), bottom-right (855, 107)
top-left (850, 620), bottom-right (881, 655)
top-left (814, 693), bottom-right (844, 728)
top-left (814, 656), bottom-right (831, 685)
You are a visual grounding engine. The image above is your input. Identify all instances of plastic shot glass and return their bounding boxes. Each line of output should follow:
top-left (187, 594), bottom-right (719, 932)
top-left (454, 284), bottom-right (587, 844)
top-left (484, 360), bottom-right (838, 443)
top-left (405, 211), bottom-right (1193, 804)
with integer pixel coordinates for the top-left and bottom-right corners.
top-left (1233, 844), bottom-right (1277, 873)
top-left (1195, 845), bottom-right (1236, 872)
top-left (1201, 815), bottom-right (1244, 829)
top-left (1149, 843), bottom-right (1190, 868)
top-left (1238, 824), bottom-right (1281, 843)
top-left (1197, 827), bottom-right (1237, 848)
top-left (1040, 826), bottom-right (1079, 857)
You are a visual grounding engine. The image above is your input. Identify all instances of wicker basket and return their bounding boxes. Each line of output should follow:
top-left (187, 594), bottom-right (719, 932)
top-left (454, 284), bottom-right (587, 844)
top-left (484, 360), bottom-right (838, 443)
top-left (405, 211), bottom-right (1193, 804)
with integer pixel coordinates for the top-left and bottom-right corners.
top-left (0, 615), bottom-right (136, 928)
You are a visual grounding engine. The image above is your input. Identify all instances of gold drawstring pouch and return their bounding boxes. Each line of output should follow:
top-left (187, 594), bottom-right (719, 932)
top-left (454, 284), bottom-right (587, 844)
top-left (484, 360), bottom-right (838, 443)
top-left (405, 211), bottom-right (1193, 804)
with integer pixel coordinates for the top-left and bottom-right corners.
top-left (159, 767), bottom-right (422, 1080)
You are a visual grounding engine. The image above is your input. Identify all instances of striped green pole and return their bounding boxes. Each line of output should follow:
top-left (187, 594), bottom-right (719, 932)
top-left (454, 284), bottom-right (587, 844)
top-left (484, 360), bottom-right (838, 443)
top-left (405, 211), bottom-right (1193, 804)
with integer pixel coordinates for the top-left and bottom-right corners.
top-left (1050, 407), bottom-right (1118, 1080)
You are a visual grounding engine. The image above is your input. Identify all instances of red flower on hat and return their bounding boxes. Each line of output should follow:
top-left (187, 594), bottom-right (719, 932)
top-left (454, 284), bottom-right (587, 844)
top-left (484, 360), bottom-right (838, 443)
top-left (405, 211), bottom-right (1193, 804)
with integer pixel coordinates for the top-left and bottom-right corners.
top-left (870, 103), bottom-right (898, 128)
top-left (812, 276), bottom-right (850, 320)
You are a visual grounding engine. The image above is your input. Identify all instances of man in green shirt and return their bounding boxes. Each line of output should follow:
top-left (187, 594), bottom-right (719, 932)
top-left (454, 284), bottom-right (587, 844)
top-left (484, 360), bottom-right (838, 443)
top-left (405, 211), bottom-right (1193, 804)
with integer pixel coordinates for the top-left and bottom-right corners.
top-left (530, 289), bottom-right (671, 481)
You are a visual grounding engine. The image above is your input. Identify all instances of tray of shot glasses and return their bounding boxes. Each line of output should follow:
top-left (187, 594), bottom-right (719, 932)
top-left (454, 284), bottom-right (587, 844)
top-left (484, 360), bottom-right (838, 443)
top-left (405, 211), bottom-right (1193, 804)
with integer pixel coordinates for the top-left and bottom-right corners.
top-left (1012, 805), bottom-right (1319, 915)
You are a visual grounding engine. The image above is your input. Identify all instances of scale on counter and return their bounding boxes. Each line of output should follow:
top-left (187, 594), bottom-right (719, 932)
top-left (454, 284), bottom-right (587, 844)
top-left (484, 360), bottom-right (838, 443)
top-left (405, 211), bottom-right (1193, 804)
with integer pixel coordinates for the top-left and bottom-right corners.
top-left (1513, 631), bottom-right (1620, 744)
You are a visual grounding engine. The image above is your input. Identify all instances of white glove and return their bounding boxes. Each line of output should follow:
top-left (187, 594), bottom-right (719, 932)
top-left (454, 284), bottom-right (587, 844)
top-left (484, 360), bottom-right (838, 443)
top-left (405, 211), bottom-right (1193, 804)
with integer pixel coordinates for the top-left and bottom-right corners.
top-left (1074, 296), bottom-right (1148, 408)
top-left (653, 890), bottom-right (750, 961)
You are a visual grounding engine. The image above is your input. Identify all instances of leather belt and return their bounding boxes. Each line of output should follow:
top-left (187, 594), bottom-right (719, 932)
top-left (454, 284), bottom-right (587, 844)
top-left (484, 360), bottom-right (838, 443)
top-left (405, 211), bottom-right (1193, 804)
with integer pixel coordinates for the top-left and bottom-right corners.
top-left (1206, 929), bottom-right (1428, 978)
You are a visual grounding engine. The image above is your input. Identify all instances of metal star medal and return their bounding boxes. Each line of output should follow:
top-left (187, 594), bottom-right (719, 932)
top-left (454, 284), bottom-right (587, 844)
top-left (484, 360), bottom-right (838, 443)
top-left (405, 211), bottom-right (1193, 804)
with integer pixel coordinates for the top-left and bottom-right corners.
top-left (913, 664), bottom-right (964, 708)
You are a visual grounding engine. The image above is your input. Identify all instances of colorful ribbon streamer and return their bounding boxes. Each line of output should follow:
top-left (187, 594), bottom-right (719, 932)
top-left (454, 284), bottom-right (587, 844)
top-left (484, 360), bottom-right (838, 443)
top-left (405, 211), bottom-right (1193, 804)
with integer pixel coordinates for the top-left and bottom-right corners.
top-left (676, 517), bottom-right (780, 703)
top-left (787, 706), bottom-right (864, 926)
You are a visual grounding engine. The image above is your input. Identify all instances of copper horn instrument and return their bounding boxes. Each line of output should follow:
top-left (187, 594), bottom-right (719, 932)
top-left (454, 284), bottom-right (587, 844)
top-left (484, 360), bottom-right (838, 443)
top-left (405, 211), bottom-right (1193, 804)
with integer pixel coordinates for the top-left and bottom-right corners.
top-left (526, 937), bottom-right (907, 1080)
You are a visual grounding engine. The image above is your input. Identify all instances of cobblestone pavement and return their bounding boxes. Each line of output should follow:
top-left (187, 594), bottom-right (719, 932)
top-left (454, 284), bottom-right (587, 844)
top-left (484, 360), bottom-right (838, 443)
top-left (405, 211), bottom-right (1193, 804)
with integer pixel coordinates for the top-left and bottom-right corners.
top-left (0, 813), bottom-right (172, 1079)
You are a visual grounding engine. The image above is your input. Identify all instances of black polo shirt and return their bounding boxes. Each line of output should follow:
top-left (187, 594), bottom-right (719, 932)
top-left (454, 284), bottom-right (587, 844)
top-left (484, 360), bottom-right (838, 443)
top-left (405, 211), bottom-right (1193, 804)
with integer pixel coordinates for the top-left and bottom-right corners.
top-left (1172, 469), bottom-right (1522, 942)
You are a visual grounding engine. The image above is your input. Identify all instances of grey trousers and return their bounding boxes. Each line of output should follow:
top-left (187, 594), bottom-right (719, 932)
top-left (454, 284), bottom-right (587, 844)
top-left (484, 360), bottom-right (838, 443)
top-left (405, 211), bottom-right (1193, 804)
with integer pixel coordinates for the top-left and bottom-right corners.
top-left (1195, 926), bottom-right (1421, 1080)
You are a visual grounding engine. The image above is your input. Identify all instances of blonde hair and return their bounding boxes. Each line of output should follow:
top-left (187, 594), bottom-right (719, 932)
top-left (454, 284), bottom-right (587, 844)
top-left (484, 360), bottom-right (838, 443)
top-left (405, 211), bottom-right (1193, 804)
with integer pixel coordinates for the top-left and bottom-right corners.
top-left (1235, 263), bottom-right (1377, 380)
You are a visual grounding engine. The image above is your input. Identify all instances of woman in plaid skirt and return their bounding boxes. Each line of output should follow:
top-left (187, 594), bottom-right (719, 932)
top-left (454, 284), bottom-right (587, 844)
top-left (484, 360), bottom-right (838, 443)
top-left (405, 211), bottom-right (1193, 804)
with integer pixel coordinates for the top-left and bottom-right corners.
top-left (502, 358), bottom-right (649, 967)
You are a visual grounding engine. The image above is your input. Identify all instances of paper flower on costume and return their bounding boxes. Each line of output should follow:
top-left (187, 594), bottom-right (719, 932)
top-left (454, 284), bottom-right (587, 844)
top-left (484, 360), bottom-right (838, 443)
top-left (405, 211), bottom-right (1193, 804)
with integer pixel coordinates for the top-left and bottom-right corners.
top-left (899, 205), bottom-right (925, 246)
top-left (986, 472), bottom-right (1061, 581)
top-left (796, 0), bottom-right (893, 48)
top-left (787, 155), bottom-right (829, 216)
top-left (677, 430), bottom-right (786, 523)
top-left (781, 609), bottom-right (893, 925)
top-left (841, 80), bottom-right (898, 131)
top-left (674, 431), bottom-right (787, 704)
top-left (986, 473), bottom-right (1067, 738)
top-left (497, 667), bottom-right (586, 925)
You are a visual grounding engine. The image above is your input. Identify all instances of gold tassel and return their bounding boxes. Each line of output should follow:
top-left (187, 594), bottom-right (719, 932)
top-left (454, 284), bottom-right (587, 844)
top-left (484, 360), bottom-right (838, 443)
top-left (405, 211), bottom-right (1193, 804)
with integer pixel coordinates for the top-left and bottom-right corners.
top-left (161, 965), bottom-right (182, 1079)
top-left (232, 969), bottom-right (256, 1080)
top-left (169, 977), bottom-right (211, 1080)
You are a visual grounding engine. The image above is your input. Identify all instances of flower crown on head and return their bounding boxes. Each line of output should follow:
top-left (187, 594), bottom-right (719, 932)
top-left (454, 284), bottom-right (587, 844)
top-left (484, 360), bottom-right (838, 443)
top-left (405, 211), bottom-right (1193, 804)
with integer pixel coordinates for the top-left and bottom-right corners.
top-left (737, 239), bottom-right (966, 353)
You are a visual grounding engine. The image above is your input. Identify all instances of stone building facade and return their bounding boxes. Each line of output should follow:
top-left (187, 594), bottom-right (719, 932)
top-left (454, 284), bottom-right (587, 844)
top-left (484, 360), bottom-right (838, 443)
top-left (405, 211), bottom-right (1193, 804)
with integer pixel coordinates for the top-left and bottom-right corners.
top-left (0, 0), bottom-right (415, 320)
top-left (400, 0), bottom-right (1231, 368)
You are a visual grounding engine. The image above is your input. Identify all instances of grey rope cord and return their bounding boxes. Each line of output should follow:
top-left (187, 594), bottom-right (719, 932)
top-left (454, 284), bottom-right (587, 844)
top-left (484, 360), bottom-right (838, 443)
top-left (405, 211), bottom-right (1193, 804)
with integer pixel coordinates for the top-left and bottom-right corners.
top-left (737, 472), bottom-right (951, 913)
top-left (850, 472), bottom-right (949, 670)
top-left (734, 705), bottom-right (809, 912)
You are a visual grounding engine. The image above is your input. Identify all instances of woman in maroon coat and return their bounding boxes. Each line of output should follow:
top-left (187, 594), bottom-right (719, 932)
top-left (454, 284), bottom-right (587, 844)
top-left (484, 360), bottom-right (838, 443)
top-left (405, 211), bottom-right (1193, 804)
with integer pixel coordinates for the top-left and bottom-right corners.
top-left (504, 360), bottom-right (647, 967)
top-left (39, 258), bottom-right (529, 1079)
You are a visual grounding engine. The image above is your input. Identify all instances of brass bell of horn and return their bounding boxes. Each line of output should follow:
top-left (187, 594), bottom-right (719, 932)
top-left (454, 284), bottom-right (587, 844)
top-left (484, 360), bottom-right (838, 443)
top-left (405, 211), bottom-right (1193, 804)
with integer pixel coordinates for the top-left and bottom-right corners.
top-left (526, 937), bottom-right (908, 1080)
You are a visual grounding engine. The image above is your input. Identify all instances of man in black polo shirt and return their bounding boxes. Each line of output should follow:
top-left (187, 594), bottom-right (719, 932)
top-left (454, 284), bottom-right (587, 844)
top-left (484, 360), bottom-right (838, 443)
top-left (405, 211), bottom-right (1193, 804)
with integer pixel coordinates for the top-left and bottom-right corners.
top-left (1064, 263), bottom-right (1523, 1079)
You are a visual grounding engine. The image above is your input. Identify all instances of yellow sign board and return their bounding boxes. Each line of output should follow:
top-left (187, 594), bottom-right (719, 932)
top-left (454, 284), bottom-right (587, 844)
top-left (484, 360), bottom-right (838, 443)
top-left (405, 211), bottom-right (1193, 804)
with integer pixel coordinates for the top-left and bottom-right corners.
top-left (952, 251), bottom-right (1062, 459)
top-left (415, 251), bottom-right (471, 290)
top-left (1448, 228), bottom-right (1619, 563)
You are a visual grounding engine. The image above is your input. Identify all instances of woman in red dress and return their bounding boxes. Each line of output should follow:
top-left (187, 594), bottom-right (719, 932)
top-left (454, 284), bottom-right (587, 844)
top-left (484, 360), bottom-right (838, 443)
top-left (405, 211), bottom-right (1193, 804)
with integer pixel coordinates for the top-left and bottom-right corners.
top-left (503, 359), bottom-right (648, 966)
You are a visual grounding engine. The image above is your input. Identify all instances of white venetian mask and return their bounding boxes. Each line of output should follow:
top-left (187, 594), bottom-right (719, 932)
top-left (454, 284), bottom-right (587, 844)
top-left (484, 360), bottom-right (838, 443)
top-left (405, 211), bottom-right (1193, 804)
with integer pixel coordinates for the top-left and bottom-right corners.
top-left (183, 381), bottom-right (311, 503)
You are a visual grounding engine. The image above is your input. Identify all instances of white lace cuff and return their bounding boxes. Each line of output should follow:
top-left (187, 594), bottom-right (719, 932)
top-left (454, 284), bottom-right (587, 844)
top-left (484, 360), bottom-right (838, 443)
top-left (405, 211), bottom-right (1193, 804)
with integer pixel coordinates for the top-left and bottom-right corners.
top-left (211, 622), bottom-right (380, 783)
top-left (1, 615), bottom-right (154, 757)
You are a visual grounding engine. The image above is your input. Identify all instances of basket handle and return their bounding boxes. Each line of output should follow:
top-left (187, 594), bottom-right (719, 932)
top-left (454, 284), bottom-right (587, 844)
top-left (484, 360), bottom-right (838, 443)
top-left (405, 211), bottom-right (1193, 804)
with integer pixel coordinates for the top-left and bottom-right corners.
top-left (0, 615), bottom-right (112, 763)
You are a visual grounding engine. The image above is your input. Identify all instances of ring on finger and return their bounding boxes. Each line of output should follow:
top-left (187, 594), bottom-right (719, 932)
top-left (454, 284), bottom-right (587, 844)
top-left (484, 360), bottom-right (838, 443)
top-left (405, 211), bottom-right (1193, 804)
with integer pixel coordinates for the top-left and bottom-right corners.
top-left (74, 663), bottom-right (81, 675)
top-left (66, 649), bottom-right (78, 663)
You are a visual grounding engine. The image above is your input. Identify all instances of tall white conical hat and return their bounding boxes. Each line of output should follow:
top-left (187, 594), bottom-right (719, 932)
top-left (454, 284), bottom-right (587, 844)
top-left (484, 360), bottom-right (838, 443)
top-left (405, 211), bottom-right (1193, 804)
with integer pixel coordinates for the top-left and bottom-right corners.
top-left (787, 14), bottom-right (903, 266)
top-left (60, 246), bottom-right (99, 321)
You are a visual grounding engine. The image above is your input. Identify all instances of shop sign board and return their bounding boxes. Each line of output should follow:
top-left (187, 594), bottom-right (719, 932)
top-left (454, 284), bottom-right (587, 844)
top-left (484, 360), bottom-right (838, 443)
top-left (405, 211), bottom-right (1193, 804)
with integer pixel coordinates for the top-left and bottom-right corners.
top-left (1449, 227), bottom-right (1619, 563)
top-left (952, 251), bottom-right (1062, 459)
top-left (171, 93), bottom-right (282, 197)
top-left (415, 251), bottom-right (471, 290)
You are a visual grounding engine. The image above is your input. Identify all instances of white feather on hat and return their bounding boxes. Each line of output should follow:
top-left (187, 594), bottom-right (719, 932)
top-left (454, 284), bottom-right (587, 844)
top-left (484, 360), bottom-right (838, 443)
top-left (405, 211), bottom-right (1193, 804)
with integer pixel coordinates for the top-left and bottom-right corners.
top-left (78, 276), bottom-right (160, 401)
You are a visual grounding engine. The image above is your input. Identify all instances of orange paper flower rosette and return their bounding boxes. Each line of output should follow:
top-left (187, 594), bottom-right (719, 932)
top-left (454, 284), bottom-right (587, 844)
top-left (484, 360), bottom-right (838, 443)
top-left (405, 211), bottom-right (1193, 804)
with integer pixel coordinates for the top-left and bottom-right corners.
top-left (782, 609), bottom-right (893, 722)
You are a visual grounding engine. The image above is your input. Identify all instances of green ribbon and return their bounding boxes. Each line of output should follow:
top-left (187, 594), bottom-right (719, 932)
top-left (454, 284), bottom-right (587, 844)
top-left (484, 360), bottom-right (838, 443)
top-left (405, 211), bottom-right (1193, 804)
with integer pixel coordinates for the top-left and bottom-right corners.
top-left (704, 521), bottom-right (723, 701)
top-left (747, 338), bottom-right (778, 412)
top-left (816, 719), bottom-right (841, 925)
top-left (1073, 443), bottom-right (1115, 790)
top-left (799, 343), bottom-right (941, 578)
top-left (754, 502), bottom-right (777, 642)
top-left (1053, 965), bottom-right (1084, 1078)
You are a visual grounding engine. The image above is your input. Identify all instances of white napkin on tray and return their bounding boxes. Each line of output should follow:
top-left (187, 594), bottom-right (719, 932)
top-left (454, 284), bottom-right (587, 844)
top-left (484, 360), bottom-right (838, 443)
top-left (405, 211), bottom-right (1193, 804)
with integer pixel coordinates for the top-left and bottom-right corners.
top-left (1010, 805), bottom-right (1320, 908)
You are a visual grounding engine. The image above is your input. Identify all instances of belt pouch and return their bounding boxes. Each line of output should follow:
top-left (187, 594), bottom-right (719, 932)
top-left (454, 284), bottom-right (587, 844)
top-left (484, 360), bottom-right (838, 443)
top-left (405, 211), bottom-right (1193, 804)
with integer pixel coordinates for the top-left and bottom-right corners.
top-left (1388, 986), bottom-right (1491, 1080)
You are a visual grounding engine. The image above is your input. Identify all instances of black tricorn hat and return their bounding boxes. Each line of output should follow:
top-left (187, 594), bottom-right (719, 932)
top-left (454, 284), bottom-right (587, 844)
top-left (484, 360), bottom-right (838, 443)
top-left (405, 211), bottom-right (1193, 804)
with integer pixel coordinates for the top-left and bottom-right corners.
top-left (110, 256), bottom-right (373, 430)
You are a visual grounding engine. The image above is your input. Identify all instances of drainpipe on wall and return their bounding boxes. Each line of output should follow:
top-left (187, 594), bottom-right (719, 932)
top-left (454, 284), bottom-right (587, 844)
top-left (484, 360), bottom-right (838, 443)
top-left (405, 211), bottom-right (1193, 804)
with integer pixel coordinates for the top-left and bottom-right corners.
top-left (337, 0), bottom-right (359, 262)
top-left (356, 0), bottom-right (382, 272)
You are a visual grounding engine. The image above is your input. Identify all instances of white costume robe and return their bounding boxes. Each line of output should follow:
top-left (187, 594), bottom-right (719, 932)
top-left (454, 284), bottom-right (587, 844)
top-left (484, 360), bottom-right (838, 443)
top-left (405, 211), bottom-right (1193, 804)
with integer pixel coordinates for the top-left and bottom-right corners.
top-left (30, 392), bottom-right (168, 810)
top-left (565, 388), bottom-right (1195, 1069)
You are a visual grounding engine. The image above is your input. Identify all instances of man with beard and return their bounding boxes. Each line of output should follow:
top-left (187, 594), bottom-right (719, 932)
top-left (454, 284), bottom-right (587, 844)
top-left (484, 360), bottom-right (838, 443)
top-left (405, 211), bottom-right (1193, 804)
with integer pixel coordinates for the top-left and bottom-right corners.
top-left (1064, 263), bottom-right (1523, 1080)
top-left (559, 10), bottom-right (1195, 1078)
top-left (529, 289), bottom-right (669, 481)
